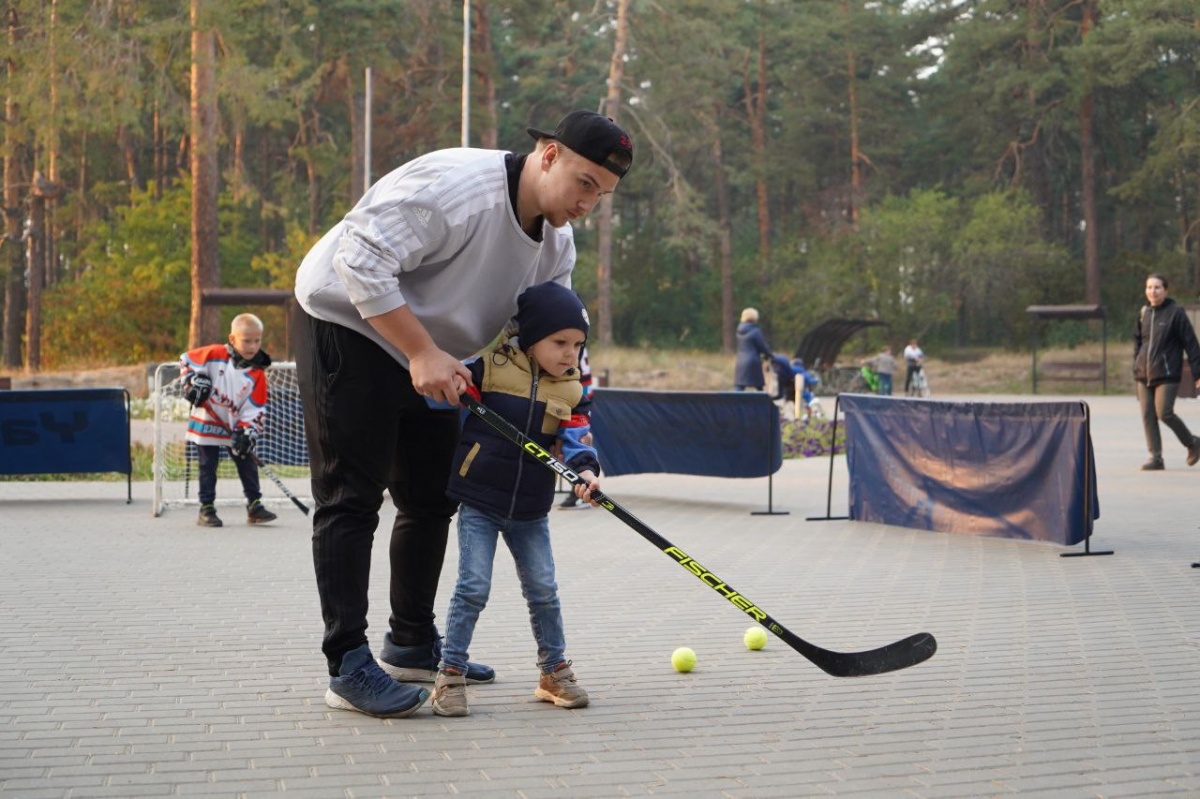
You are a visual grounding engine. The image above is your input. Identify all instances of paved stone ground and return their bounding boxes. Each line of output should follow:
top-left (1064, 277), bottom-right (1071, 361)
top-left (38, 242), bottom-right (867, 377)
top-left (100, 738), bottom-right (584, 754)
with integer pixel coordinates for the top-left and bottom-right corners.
top-left (2, 395), bottom-right (1199, 798)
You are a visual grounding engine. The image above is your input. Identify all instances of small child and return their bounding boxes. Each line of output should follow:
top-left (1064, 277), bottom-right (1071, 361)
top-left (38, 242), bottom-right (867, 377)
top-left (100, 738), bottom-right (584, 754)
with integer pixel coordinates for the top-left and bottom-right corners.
top-left (180, 313), bottom-right (277, 528)
top-left (432, 281), bottom-right (600, 717)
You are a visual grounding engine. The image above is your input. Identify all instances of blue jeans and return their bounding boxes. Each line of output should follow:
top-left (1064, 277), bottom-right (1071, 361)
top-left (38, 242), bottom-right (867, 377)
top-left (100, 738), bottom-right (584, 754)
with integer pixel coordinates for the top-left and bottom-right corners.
top-left (442, 504), bottom-right (566, 674)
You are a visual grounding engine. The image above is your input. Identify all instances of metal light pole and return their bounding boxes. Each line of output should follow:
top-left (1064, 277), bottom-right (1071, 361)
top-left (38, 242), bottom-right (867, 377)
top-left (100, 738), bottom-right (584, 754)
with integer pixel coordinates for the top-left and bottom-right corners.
top-left (363, 66), bottom-right (372, 189)
top-left (461, 0), bottom-right (470, 147)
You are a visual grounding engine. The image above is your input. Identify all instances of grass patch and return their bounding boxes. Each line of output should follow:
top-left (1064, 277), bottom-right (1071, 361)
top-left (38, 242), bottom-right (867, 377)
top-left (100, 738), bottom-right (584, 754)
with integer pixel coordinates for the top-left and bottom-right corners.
top-left (590, 342), bottom-right (1132, 396)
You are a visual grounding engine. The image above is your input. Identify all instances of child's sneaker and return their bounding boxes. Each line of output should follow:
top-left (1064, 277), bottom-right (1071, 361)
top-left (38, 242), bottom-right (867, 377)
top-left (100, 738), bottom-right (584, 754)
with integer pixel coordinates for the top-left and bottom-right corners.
top-left (430, 669), bottom-right (469, 717)
top-left (378, 630), bottom-right (495, 684)
top-left (197, 504), bottom-right (223, 528)
top-left (325, 644), bottom-right (429, 719)
top-left (246, 499), bottom-right (277, 525)
top-left (534, 662), bottom-right (589, 708)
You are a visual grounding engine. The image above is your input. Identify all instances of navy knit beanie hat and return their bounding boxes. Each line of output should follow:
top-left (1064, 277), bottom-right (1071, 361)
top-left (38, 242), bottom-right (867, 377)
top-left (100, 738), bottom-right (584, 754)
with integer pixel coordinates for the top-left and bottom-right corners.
top-left (515, 282), bottom-right (590, 351)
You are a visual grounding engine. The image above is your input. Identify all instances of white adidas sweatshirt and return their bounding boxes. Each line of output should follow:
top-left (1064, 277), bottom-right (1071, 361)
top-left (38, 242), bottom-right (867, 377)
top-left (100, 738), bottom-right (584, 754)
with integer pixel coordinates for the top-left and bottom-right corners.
top-left (295, 148), bottom-right (575, 367)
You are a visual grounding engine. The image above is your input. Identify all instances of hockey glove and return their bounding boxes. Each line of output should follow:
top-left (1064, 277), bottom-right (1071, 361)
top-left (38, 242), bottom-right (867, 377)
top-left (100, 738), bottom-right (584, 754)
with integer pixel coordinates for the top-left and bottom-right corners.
top-left (231, 428), bottom-right (258, 459)
top-left (183, 373), bottom-right (214, 406)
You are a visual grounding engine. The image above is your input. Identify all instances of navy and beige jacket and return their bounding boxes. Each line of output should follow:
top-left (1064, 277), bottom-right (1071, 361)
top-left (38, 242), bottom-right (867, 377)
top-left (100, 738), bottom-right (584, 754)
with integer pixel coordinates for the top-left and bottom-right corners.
top-left (447, 340), bottom-right (599, 520)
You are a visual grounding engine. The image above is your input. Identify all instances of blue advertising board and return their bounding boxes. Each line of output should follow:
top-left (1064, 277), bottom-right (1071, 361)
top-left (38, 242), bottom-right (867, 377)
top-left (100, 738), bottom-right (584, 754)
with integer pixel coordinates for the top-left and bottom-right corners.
top-left (0, 389), bottom-right (132, 485)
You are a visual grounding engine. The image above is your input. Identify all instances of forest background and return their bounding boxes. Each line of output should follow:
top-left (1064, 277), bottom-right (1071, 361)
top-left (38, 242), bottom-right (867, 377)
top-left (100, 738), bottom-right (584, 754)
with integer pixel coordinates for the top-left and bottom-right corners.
top-left (1, 0), bottom-right (1197, 374)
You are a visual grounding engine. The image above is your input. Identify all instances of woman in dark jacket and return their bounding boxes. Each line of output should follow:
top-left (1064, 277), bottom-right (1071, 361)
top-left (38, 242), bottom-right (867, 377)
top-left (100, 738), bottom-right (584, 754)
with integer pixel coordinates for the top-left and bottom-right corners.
top-left (734, 307), bottom-right (773, 390)
top-left (1133, 273), bottom-right (1200, 470)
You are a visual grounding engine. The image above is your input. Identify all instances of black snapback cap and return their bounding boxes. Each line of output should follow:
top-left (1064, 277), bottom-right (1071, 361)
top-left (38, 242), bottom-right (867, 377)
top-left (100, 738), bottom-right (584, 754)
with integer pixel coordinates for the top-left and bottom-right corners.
top-left (526, 110), bottom-right (633, 178)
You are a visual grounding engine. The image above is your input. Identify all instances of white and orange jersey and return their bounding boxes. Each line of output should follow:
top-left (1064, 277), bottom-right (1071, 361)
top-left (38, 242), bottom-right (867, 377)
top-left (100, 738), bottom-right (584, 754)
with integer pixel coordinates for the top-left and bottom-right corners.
top-left (180, 343), bottom-right (269, 447)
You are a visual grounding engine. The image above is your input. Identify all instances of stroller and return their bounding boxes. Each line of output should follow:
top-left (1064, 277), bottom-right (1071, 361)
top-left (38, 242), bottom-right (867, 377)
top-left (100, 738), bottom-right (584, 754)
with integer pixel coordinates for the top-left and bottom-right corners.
top-left (770, 354), bottom-right (823, 421)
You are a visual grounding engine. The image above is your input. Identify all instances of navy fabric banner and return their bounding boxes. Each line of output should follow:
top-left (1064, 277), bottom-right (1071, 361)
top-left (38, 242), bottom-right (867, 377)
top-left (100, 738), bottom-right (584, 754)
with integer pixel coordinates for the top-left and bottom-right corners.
top-left (0, 389), bottom-right (132, 476)
top-left (589, 389), bottom-right (782, 478)
top-left (839, 395), bottom-right (1098, 545)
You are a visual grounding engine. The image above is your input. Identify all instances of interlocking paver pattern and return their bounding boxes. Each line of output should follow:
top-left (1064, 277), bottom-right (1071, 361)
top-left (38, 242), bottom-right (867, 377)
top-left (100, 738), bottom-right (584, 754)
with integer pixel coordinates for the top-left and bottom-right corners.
top-left (2, 394), bottom-right (1199, 797)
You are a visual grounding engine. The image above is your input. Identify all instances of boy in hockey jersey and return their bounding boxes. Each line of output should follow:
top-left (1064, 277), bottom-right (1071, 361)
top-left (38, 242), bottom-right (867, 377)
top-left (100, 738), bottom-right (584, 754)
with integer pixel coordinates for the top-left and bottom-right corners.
top-left (431, 281), bottom-right (599, 717)
top-left (180, 313), bottom-right (277, 528)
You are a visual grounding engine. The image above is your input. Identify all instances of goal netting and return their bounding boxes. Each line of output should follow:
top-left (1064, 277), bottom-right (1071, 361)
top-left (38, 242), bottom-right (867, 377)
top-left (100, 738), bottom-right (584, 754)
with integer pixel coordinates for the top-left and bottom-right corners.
top-left (151, 361), bottom-right (311, 516)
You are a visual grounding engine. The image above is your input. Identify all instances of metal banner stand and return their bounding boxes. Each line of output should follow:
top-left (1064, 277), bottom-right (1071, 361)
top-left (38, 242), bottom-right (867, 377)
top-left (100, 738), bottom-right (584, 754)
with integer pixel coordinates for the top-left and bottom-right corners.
top-left (753, 396), bottom-right (789, 516)
top-left (1061, 401), bottom-right (1112, 557)
top-left (806, 394), bottom-right (848, 521)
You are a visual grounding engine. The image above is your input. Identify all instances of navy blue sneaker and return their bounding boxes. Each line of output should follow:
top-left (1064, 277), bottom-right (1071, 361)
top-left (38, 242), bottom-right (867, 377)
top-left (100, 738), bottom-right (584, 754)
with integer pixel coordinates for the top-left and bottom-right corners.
top-left (325, 644), bottom-right (429, 718)
top-left (378, 630), bottom-right (496, 684)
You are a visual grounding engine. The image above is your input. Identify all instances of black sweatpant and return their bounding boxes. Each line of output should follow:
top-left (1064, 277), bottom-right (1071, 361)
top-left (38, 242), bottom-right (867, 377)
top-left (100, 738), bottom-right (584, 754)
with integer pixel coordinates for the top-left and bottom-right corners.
top-left (195, 444), bottom-right (261, 506)
top-left (295, 312), bottom-right (462, 676)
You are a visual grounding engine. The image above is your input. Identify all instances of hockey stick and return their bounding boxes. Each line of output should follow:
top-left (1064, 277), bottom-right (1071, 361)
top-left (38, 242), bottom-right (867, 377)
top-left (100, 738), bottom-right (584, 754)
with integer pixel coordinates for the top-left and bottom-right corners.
top-left (184, 398), bottom-right (195, 499)
top-left (249, 452), bottom-right (310, 516)
top-left (184, 441), bottom-right (193, 499)
top-left (461, 394), bottom-right (937, 677)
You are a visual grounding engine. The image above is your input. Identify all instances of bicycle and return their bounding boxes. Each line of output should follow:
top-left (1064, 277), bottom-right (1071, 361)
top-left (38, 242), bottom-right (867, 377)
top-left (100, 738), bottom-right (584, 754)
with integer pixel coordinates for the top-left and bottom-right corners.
top-left (907, 366), bottom-right (931, 397)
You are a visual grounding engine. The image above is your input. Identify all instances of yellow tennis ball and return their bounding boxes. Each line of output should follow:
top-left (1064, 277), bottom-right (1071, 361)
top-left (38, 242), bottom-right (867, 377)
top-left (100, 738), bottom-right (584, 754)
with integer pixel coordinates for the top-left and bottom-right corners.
top-left (671, 647), bottom-right (696, 672)
top-left (744, 626), bottom-right (768, 650)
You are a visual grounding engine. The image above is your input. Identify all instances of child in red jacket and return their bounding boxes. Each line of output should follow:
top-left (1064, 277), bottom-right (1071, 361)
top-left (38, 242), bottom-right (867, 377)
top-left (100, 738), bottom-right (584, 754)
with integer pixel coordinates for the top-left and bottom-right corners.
top-left (180, 313), bottom-right (277, 527)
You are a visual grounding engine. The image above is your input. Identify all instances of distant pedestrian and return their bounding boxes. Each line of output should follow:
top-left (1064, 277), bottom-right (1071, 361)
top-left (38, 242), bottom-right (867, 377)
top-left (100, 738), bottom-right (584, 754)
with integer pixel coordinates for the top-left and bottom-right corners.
top-left (903, 338), bottom-right (925, 394)
top-left (734, 308), bottom-right (772, 391)
top-left (865, 346), bottom-right (897, 395)
top-left (1133, 273), bottom-right (1200, 471)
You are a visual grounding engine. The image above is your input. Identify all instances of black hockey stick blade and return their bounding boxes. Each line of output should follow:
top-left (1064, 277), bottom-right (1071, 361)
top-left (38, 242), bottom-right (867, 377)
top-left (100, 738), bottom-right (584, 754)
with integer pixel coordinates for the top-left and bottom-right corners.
top-left (253, 454), bottom-right (311, 515)
top-left (786, 630), bottom-right (937, 678)
top-left (461, 394), bottom-right (937, 677)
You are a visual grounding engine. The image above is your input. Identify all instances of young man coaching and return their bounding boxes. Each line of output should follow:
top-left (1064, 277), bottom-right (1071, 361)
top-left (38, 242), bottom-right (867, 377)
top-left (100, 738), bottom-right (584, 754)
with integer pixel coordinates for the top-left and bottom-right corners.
top-left (293, 109), bottom-right (634, 718)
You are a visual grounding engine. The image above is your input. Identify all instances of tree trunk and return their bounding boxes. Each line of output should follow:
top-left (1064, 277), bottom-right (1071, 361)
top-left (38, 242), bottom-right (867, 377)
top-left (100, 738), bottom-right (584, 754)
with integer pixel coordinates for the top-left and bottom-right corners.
top-left (45, 0), bottom-right (59, 286)
top-left (338, 57), bottom-right (364, 203)
top-left (712, 106), bottom-right (735, 354)
top-left (1180, 166), bottom-right (1196, 284)
top-left (1, 238), bottom-right (22, 368)
top-left (299, 109), bottom-right (321, 236)
top-left (153, 98), bottom-right (164, 199)
top-left (742, 26), bottom-right (771, 285)
top-left (3, 7), bottom-right (25, 368)
top-left (232, 125), bottom-right (246, 201)
top-left (24, 179), bottom-right (45, 372)
top-left (118, 125), bottom-right (142, 193)
top-left (473, 1), bottom-right (498, 149)
top-left (25, 175), bottom-right (63, 371)
top-left (844, 0), bottom-right (862, 228)
top-left (596, 0), bottom-right (630, 347)
top-left (1079, 0), bottom-right (1100, 305)
top-left (189, 1), bottom-right (220, 348)
top-left (76, 130), bottom-right (89, 253)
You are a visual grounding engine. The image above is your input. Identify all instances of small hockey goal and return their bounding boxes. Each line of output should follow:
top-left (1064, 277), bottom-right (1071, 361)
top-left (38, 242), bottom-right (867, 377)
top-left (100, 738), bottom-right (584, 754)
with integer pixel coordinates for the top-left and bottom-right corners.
top-left (151, 362), bottom-right (311, 516)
